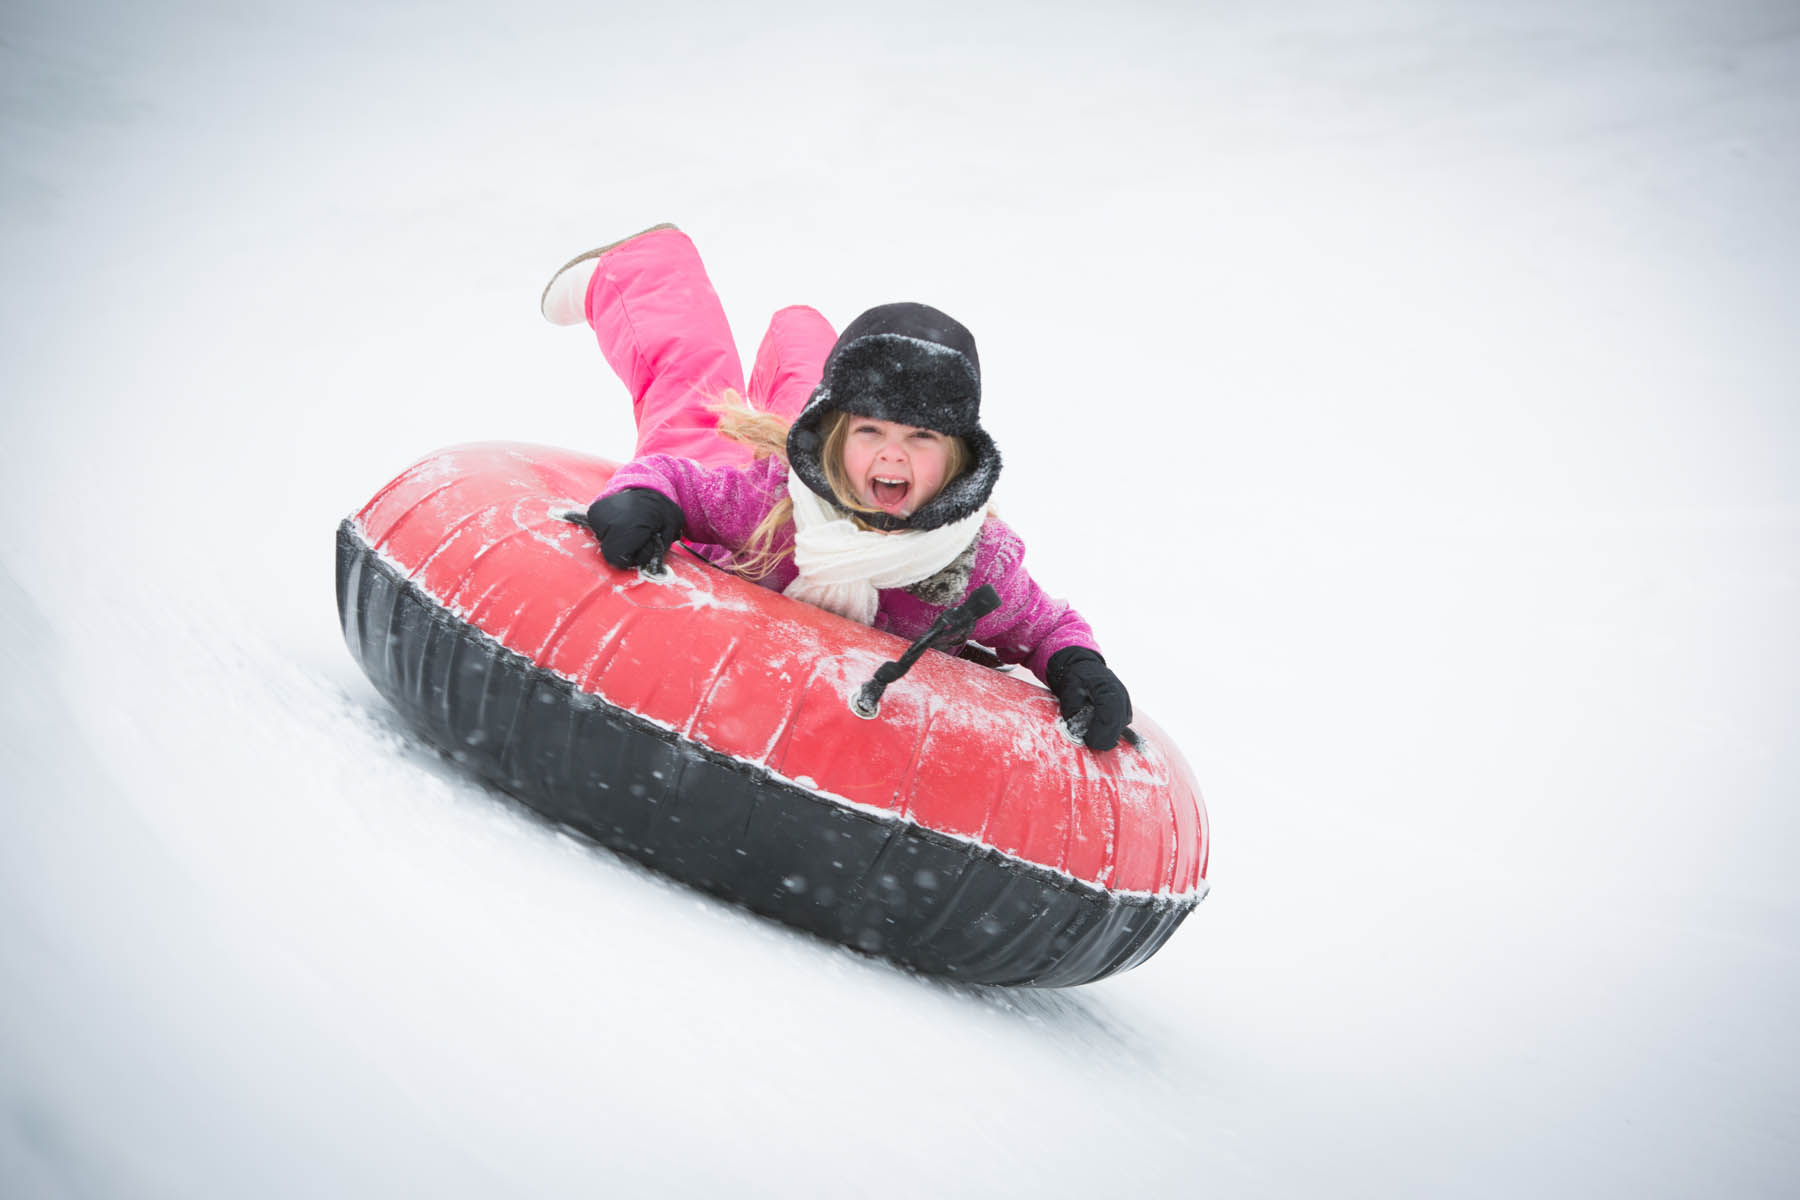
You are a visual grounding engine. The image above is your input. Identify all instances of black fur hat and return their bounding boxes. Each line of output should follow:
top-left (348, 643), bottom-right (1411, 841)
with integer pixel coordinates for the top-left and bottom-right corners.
top-left (785, 302), bottom-right (1001, 531)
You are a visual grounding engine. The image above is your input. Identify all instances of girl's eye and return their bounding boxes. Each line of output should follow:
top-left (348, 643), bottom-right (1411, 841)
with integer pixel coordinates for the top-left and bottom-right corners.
top-left (909, 430), bottom-right (940, 442)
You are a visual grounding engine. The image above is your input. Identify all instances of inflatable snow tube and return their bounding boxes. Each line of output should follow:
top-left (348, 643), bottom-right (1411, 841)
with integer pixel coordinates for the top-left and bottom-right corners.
top-left (335, 443), bottom-right (1209, 986)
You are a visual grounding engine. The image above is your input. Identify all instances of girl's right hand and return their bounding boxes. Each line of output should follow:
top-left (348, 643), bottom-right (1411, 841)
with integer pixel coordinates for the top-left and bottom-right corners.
top-left (587, 488), bottom-right (686, 570)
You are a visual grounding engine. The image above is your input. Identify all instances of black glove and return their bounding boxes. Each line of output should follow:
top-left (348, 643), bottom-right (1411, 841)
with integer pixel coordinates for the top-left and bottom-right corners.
top-left (586, 488), bottom-right (685, 570)
top-left (1045, 646), bottom-right (1132, 751)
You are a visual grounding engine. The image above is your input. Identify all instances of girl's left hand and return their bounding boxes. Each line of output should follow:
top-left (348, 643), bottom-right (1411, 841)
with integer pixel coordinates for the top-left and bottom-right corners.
top-left (1046, 647), bottom-right (1132, 751)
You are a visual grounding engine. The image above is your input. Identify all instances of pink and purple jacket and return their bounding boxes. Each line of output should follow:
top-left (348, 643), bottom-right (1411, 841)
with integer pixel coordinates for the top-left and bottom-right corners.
top-left (600, 454), bottom-right (1099, 683)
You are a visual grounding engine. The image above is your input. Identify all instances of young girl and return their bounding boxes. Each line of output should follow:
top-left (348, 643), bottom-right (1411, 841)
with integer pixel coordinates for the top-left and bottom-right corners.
top-left (541, 225), bottom-right (1132, 750)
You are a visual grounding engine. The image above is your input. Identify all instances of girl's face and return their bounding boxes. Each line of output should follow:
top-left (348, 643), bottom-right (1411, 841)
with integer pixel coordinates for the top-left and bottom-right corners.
top-left (840, 416), bottom-right (953, 519)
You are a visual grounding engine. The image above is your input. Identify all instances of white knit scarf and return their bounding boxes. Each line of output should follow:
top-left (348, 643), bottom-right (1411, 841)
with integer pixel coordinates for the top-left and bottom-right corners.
top-left (782, 468), bottom-right (986, 625)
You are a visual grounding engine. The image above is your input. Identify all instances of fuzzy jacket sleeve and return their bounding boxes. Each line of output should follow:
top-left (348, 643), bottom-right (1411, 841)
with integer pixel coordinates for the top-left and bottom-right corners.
top-left (964, 517), bottom-right (1101, 683)
top-left (598, 453), bottom-right (788, 552)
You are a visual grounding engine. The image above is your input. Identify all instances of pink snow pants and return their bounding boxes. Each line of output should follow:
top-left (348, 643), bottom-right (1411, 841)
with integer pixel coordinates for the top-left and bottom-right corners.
top-left (581, 227), bottom-right (837, 469)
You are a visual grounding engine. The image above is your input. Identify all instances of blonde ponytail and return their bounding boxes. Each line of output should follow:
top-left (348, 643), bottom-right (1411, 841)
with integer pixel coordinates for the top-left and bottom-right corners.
top-left (708, 391), bottom-right (798, 580)
top-left (709, 390), bottom-right (790, 461)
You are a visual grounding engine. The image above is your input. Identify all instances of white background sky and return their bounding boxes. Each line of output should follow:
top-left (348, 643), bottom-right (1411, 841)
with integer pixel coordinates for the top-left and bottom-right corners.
top-left (3, 2), bottom-right (1797, 1196)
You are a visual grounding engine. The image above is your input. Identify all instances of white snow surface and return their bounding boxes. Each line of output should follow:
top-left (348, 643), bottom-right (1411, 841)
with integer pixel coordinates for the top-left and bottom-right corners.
top-left (4, 1), bottom-right (1798, 1196)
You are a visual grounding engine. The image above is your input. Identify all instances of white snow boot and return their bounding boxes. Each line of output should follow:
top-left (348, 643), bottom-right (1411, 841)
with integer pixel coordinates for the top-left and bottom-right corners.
top-left (539, 222), bottom-right (680, 325)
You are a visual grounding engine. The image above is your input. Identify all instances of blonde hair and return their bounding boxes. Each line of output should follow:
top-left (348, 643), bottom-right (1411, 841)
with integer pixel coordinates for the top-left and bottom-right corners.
top-left (707, 391), bottom-right (971, 580)
top-left (711, 392), bottom-right (790, 461)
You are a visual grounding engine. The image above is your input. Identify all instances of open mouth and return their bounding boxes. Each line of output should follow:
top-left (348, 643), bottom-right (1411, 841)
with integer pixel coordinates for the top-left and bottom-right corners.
top-left (868, 476), bottom-right (911, 512)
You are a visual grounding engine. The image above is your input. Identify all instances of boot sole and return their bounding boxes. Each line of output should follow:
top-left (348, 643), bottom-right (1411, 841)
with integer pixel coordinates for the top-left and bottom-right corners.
top-left (539, 222), bottom-right (681, 321)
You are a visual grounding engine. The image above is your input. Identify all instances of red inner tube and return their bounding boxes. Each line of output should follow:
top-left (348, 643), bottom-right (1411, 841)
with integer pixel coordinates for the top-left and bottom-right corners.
top-left (338, 442), bottom-right (1209, 984)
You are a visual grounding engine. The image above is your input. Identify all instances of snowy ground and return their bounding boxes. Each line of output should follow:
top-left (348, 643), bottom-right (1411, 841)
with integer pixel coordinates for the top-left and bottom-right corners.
top-left (4, 1), bottom-right (1798, 1195)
